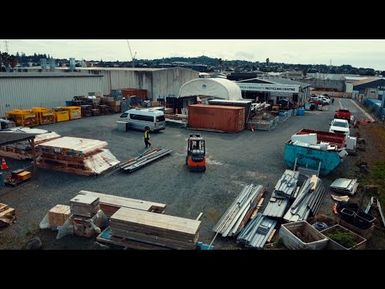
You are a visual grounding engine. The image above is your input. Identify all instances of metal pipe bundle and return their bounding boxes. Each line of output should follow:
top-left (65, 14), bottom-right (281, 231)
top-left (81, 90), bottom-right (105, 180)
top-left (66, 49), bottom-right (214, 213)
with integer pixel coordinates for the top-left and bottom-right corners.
top-left (213, 184), bottom-right (264, 237)
top-left (120, 148), bottom-right (172, 173)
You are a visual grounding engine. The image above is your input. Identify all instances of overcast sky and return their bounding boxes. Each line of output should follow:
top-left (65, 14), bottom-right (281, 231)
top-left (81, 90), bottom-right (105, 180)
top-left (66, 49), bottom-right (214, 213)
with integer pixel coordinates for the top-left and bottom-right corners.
top-left (2, 39), bottom-right (385, 70)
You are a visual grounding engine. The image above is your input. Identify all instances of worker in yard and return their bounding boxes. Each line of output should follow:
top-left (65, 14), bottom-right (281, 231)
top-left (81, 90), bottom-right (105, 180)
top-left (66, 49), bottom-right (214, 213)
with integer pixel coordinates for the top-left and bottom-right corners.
top-left (332, 97), bottom-right (335, 104)
top-left (144, 126), bottom-right (151, 148)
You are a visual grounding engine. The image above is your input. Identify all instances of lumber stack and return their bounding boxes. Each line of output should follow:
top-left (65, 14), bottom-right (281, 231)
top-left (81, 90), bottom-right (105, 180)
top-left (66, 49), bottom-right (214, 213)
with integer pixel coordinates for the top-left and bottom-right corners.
top-left (78, 190), bottom-right (166, 217)
top-left (0, 127), bottom-right (61, 160)
top-left (0, 203), bottom-right (16, 227)
top-left (213, 184), bottom-right (265, 237)
top-left (109, 207), bottom-right (201, 250)
top-left (48, 204), bottom-right (71, 227)
top-left (70, 195), bottom-right (100, 217)
top-left (70, 194), bottom-right (101, 238)
top-left (120, 147), bottom-right (172, 173)
top-left (36, 136), bottom-right (120, 176)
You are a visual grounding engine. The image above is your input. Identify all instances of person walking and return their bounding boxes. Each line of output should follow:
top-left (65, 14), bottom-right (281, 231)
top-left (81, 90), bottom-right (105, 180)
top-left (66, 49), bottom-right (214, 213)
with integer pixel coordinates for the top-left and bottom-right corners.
top-left (332, 97), bottom-right (335, 104)
top-left (144, 126), bottom-right (151, 148)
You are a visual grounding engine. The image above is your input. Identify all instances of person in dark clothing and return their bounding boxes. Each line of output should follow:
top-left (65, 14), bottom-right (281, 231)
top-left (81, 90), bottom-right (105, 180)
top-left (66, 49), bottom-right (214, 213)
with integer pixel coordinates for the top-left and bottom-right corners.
top-left (144, 126), bottom-right (151, 148)
top-left (332, 97), bottom-right (335, 104)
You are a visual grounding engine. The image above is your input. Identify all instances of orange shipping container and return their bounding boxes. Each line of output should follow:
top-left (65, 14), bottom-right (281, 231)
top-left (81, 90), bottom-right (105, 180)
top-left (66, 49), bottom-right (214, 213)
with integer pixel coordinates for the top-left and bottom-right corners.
top-left (188, 104), bottom-right (245, 132)
top-left (121, 88), bottom-right (147, 99)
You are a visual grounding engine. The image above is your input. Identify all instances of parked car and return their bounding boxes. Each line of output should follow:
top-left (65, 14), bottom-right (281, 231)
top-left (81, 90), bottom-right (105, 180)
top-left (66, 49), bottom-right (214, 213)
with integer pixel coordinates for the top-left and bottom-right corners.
top-left (329, 118), bottom-right (350, 136)
top-left (334, 109), bottom-right (354, 123)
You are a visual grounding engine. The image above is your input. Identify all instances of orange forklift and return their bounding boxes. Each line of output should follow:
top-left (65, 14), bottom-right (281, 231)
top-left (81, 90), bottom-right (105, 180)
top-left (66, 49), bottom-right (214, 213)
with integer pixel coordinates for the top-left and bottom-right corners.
top-left (186, 134), bottom-right (206, 172)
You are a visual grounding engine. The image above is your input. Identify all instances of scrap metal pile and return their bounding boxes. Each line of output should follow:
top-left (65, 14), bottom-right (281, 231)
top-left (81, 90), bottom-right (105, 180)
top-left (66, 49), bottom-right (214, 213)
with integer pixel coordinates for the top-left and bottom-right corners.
top-left (213, 184), bottom-right (265, 237)
top-left (330, 178), bottom-right (359, 195)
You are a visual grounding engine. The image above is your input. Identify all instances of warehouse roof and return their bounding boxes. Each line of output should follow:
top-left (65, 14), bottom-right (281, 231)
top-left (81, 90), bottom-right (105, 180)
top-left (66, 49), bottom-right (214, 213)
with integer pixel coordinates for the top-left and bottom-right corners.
top-left (178, 78), bottom-right (242, 100)
top-left (0, 72), bottom-right (102, 78)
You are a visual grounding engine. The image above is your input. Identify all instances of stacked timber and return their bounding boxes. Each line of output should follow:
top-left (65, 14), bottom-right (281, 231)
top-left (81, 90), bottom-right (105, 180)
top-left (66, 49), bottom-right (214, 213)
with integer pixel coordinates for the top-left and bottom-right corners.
top-left (70, 195), bottom-right (100, 217)
top-left (36, 136), bottom-right (120, 176)
top-left (0, 203), bottom-right (16, 227)
top-left (0, 127), bottom-right (61, 160)
top-left (109, 207), bottom-right (201, 250)
top-left (70, 194), bottom-right (102, 238)
top-left (120, 148), bottom-right (172, 173)
top-left (48, 204), bottom-right (71, 227)
top-left (213, 184), bottom-right (265, 237)
top-left (78, 190), bottom-right (166, 217)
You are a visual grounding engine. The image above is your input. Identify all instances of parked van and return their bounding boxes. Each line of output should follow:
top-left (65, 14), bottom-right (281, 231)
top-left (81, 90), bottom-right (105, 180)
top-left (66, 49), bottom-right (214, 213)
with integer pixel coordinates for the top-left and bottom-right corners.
top-left (120, 108), bottom-right (166, 132)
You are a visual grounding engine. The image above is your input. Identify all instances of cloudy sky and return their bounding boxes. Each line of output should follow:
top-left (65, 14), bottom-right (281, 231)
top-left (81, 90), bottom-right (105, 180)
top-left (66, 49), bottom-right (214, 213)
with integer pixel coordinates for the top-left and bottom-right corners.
top-left (2, 39), bottom-right (385, 70)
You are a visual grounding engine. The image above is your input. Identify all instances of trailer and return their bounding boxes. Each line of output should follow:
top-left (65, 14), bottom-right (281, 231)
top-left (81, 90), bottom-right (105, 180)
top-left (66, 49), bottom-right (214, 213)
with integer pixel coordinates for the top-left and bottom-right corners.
top-left (284, 129), bottom-right (347, 176)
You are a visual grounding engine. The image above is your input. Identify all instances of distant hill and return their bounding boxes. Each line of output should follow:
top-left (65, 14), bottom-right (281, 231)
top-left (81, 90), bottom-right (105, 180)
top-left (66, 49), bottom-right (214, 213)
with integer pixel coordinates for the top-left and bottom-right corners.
top-left (1, 52), bottom-right (381, 76)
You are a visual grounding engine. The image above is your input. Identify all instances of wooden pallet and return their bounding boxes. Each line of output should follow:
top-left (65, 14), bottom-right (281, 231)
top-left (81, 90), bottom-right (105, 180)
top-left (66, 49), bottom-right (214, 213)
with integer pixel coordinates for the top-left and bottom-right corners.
top-left (0, 203), bottom-right (16, 225)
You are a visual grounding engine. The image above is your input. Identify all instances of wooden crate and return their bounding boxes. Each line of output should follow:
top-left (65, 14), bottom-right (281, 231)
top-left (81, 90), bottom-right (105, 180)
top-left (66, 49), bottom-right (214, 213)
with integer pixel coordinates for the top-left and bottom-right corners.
top-left (48, 205), bottom-right (71, 227)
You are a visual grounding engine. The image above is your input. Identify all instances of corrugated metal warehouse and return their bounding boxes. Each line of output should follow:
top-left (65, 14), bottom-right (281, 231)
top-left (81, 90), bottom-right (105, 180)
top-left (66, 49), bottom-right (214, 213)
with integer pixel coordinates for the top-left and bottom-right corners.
top-left (70, 67), bottom-right (198, 99)
top-left (0, 72), bottom-right (104, 117)
top-left (0, 67), bottom-right (198, 117)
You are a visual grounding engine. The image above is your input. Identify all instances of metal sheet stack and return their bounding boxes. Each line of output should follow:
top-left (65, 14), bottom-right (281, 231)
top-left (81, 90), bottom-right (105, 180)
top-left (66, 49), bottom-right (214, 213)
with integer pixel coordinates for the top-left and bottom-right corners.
top-left (109, 207), bottom-right (201, 250)
top-left (262, 170), bottom-right (299, 218)
top-left (283, 175), bottom-right (326, 222)
top-left (70, 194), bottom-right (101, 238)
top-left (120, 148), bottom-right (172, 173)
top-left (330, 178), bottom-right (359, 195)
top-left (237, 213), bottom-right (277, 249)
top-left (36, 136), bottom-right (120, 176)
top-left (213, 184), bottom-right (265, 237)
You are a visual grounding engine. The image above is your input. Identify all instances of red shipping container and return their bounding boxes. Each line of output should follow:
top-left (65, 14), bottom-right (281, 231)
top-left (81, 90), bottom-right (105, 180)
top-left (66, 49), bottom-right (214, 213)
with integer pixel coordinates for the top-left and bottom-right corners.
top-left (121, 88), bottom-right (147, 99)
top-left (188, 104), bottom-right (245, 132)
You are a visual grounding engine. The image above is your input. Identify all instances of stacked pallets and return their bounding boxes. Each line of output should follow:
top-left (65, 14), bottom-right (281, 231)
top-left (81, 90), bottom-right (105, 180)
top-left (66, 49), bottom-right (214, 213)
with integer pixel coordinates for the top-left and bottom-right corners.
top-left (70, 195), bottom-right (101, 238)
top-left (36, 136), bottom-right (120, 176)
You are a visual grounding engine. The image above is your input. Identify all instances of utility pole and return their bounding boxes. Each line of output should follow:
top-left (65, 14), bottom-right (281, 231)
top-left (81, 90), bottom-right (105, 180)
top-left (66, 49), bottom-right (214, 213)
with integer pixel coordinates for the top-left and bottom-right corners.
top-left (126, 40), bottom-right (137, 68)
top-left (4, 40), bottom-right (9, 53)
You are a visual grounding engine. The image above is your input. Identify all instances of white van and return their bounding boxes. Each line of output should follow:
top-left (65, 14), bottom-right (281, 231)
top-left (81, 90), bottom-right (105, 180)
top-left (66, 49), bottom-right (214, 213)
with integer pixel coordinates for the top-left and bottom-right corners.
top-left (119, 108), bottom-right (166, 132)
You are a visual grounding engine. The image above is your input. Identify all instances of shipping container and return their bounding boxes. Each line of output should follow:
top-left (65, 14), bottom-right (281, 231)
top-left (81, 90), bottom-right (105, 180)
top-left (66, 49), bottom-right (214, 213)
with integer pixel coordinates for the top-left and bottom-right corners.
top-left (121, 88), bottom-right (148, 100)
top-left (188, 104), bottom-right (245, 133)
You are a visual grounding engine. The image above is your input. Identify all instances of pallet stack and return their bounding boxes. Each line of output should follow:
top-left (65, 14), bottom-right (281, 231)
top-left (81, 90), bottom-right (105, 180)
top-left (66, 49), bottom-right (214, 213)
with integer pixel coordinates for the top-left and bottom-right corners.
top-left (107, 207), bottom-right (201, 250)
top-left (36, 136), bottom-right (120, 176)
top-left (0, 203), bottom-right (16, 227)
top-left (70, 195), bottom-right (101, 238)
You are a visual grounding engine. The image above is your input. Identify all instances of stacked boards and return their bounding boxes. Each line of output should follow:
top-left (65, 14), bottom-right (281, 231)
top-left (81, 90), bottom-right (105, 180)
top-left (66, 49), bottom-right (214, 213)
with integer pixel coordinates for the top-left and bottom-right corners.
top-left (105, 207), bottom-right (201, 250)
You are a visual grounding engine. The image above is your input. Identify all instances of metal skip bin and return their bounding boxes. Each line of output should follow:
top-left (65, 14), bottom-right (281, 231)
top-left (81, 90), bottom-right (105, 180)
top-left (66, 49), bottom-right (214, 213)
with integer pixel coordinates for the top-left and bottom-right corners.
top-left (284, 129), bottom-right (347, 176)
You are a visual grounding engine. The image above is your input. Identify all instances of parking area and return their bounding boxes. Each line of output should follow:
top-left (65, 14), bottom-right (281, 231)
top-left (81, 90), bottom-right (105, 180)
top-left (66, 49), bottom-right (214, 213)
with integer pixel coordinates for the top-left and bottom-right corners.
top-left (0, 99), bottom-right (367, 249)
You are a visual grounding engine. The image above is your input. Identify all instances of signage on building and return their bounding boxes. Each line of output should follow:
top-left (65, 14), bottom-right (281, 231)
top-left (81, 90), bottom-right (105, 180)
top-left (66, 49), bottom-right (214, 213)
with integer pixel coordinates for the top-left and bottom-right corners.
top-left (237, 82), bottom-right (300, 93)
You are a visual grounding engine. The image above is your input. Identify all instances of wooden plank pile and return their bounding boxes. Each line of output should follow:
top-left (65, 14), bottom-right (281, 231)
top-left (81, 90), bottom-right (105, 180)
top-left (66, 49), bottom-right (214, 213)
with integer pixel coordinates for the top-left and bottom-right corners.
top-left (108, 207), bottom-right (201, 250)
top-left (0, 203), bottom-right (16, 227)
top-left (70, 194), bottom-right (101, 237)
top-left (120, 148), bottom-right (172, 173)
top-left (0, 127), bottom-right (61, 160)
top-left (36, 136), bottom-right (120, 176)
top-left (78, 190), bottom-right (166, 217)
top-left (213, 184), bottom-right (265, 237)
top-left (48, 204), bottom-right (71, 227)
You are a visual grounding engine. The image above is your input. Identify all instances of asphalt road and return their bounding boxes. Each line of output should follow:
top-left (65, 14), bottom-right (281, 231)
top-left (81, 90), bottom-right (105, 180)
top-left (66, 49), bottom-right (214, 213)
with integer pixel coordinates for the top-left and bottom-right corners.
top-left (0, 99), bottom-right (368, 249)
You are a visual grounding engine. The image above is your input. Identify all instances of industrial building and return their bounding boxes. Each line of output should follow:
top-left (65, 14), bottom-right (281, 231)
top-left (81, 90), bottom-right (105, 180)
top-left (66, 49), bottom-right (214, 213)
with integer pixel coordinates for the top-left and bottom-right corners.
top-left (351, 77), bottom-right (385, 101)
top-left (0, 72), bottom-right (104, 117)
top-left (237, 77), bottom-right (310, 106)
top-left (0, 67), bottom-right (198, 117)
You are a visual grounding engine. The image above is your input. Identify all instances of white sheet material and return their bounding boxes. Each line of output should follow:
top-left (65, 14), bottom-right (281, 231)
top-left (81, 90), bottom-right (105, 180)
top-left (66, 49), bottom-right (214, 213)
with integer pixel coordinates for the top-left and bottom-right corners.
top-left (84, 149), bottom-right (120, 174)
top-left (38, 136), bottom-right (107, 154)
top-left (291, 133), bottom-right (317, 145)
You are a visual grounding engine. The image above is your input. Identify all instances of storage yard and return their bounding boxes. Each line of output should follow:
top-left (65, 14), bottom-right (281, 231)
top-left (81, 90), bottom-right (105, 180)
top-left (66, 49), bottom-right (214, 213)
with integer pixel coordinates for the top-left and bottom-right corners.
top-left (2, 95), bottom-right (385, 250)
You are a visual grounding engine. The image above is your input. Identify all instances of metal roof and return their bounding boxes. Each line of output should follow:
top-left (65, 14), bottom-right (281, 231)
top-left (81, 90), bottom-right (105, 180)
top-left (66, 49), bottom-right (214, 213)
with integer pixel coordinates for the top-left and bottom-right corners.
top-left (0, 131), bottom-right (36, 146)
top-left (0, 72), bottom-right (101, 78)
